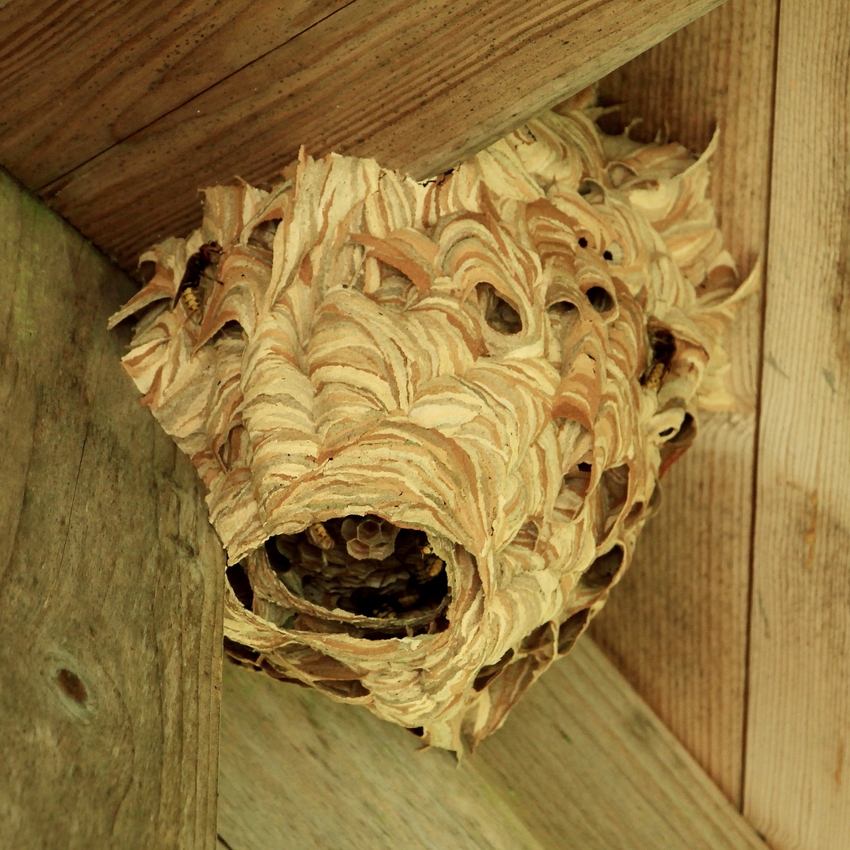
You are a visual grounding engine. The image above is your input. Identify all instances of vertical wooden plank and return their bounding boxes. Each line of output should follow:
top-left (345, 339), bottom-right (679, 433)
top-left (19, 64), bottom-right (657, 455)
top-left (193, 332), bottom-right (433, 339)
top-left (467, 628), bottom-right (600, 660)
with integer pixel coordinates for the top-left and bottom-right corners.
top-left (588, 0), bottom-right (778, 805)
top-left (744, 2), bottom-right (850, 847)
top-left (0, 171), bottom-right (224, 848)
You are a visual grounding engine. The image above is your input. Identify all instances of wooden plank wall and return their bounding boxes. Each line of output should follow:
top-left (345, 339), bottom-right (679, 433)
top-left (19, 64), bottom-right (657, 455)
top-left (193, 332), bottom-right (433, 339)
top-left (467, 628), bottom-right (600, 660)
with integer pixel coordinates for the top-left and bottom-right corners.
top-left (589, 0), bottom-right (777, 806)
top-left (0, 0), bottom-right (724, 268)
top-left (0, 170), bottom-right (225, 849)
top-left (3, 1), bottom-right (849, 847)
top-left (593, 3), bottom-right (850, 848)
top-left (743, 1), bottom-right (850, 848)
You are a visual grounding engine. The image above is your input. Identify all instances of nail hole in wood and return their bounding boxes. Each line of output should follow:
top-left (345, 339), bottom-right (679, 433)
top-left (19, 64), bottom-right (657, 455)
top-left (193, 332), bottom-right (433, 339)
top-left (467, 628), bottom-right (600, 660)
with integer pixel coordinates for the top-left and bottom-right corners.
top-left (56, 668), bottom-right (87, 704)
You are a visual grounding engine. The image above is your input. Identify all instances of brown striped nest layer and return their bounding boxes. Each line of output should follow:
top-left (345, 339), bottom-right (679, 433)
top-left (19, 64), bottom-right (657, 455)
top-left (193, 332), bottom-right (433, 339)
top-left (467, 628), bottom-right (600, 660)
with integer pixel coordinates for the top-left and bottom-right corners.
top-left (109, 90), bottom-right (752, 752)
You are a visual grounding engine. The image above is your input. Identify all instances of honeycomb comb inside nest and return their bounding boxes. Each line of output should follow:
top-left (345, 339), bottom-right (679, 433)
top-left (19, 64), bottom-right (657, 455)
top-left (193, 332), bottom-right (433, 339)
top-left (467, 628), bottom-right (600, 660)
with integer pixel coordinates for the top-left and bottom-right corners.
top-left (109, 88), bottom-right (753, 753)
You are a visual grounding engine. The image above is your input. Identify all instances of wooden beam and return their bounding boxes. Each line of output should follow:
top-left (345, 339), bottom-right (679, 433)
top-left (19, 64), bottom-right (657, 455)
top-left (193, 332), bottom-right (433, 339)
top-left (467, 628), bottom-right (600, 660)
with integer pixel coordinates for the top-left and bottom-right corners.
top-left (12, 0), bottom-right (726, 269)
top-left (0, 0), bottom-right (351, 189)
top-left (588, 0), bottom-right (777, 806)
top-left (0, 169), bottom-right (224, 849)
top-left (218, 638), bottom-right (766, 849)
top-left (744, 1), bottom-right (850, 847)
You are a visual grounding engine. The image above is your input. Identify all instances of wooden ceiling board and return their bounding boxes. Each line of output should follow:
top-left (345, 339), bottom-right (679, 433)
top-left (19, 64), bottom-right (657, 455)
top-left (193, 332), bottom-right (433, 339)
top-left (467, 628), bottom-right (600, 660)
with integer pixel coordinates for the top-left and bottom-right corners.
top-left (0, 0), bottom-right (724, 269)
top-left (0, 0), bottom-right (350, 187)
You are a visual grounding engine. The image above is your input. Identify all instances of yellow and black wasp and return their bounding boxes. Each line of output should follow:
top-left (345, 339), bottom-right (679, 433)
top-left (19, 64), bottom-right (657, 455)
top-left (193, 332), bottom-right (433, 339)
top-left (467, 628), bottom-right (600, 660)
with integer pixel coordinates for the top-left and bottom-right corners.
top-left (173, 241), bottom-right (223, 315)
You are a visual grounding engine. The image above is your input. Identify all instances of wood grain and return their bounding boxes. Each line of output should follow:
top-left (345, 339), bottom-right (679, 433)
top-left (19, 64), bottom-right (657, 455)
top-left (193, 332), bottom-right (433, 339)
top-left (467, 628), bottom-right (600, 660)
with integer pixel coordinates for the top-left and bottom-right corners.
top-left (588, 0), bottom-right (777, 806)
top-left (218, 637), bottom-right (766, 850)
top-left (34, 0), bottom-right (725, 269)
top-left (0, 0), bottom-right (351, 187)
top-left (218, 656), bottom-right (547, 850)
top-left (0, 169), bottom-right (224, 849)
top-left (743, 1), bottom-right (850, 847)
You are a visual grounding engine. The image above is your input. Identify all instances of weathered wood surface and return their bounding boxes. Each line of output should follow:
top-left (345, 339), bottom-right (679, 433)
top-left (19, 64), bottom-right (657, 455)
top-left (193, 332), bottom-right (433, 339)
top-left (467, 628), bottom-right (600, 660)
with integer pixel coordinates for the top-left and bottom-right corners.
top-left (218, 638), bottom-right (766, 850)
top-left (1, 0), bottom-right (724, 269)
top-left (589, 0), bottom-right (777, 806)
top-left (743, 0), bottom-right (850, 847)
top-left (0, 0), bottom-right (350, 188)
top-left (0, 169), bottom-right (224, 849)
top-left (218, 660), bottom-right (546, 850)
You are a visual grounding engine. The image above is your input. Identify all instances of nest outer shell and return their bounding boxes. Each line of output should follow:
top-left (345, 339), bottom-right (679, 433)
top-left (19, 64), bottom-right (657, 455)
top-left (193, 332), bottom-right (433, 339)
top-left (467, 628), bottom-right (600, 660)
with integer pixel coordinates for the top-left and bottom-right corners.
top-left (109, 90), bottom-right (751, 753)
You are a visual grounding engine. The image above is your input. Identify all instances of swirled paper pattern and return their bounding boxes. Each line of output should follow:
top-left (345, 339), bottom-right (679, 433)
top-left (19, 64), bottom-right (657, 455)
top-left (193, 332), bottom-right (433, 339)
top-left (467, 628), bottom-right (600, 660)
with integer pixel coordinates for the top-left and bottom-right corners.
top-left (109, 91), bottom-right (751, 752)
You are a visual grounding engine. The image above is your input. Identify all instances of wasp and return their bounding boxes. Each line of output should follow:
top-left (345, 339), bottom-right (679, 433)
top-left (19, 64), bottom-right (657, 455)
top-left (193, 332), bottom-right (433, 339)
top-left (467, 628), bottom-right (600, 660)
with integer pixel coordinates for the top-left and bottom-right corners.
top-left (373, 602), bottom-right (396, 619)
top-left (307, 522), bottom-right (334, 551)
top-left (641, 328), bottom-right (676, 391)
top-left (644, 361), bottom-right (666, 391)
top-left (397, 589), bottom-right (420, 610)
top-left (412, 548), bottom-right (445, 583)
top-left (173, 241), bottom-right (223, 314)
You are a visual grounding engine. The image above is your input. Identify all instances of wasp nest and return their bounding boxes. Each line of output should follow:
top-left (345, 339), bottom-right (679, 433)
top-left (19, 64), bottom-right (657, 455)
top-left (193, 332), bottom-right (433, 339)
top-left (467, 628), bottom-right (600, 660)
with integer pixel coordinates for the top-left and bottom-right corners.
top-left (109, 89), bottom-right (752, 752)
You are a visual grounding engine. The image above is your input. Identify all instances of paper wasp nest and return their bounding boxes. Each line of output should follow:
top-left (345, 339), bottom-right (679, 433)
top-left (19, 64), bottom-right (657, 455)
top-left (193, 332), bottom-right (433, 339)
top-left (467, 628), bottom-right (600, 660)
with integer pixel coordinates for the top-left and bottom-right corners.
top-left (110, 90), bottom-right (750, 752)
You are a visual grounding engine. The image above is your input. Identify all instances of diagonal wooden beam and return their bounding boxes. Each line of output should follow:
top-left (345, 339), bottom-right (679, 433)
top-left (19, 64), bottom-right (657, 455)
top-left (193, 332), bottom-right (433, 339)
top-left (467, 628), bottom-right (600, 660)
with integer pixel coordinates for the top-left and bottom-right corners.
top-left (218, 638), bottom-right (766, 849)
top-left (0, 0), bottom-right (352, 189)
top-left (3, 0), bottom-right (727, 269)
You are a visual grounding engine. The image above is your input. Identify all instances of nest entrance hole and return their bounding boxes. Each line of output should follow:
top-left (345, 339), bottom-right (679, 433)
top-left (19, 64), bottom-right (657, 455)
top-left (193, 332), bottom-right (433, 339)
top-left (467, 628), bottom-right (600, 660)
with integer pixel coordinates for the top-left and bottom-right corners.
top-left (265, 516), bottom-right (450, 623)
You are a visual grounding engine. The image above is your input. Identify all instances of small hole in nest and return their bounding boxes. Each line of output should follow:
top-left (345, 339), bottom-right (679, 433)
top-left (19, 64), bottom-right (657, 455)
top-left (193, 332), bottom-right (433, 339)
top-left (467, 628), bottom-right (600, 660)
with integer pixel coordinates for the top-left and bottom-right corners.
top-left (562, 459), bottom-right (593, 501)
top-left (602, 250), bottom-right (614, 261)
top-left (578, 236), bottom-right (589, 248)
top-left (56, 668), bottom-right (87, 704)
top-left (210, 320), bottom-right (244, 346)
top-left (586, 286), bottom-right (615, 313)
top-left (265, 537), bottom-right (292, 573)
top-left (661, 413), bottom-right (696, 449)
top-left (247, 218), bottom-right (280, 252)
top-left (223, 636), bottom-right (261, 666)
top-left (581, 545), bottom-right (625, 591)
top-left (476, 282), bottom-right (522, 334)
top-left (473, 649), bottom-right (515, 691)
top-left (521, 622), bottom-right (553, 652)
top-left (314, 678), bottom-right (370, 699)
top-left (599, 464), bottom-right (630, 532)
top-left (409, 726), bottom-right (425, 737)
top-left (548, 300), bottom-right (576, 316)
top-left (558, 609), bottom-right (591, 654)
top-left (547, 300), bottom-right (578, 336)
top-left (625, 501), bottom-right (644, 527)
top-left (642, 327), bottom-right (677, 385)
top-left (226, 563), bottom-right (254, 611)
top-left (137, 260), bottom-right (157, 286)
